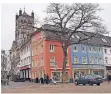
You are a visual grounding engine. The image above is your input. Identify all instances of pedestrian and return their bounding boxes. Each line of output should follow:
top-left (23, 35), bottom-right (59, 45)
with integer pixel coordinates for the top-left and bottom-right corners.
top-left (52, 76), bottom-right (56, 85)
top-left (6, 75), bottom-right (9, 85)
top-left (106, 73), bottom-right (110, 83)
top-left (44, 74), bottom-right (47, 84)
top-left (36, 77), bottom-right (39, 83)
top-left (46, 74), bottom-right (49, 84)
top-left (40, 77), bottom-right (44, 84)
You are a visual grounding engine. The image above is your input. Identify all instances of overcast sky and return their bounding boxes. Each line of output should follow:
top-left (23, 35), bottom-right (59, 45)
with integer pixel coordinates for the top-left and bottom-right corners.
top-left (1, 3), bottom-right (111, 50)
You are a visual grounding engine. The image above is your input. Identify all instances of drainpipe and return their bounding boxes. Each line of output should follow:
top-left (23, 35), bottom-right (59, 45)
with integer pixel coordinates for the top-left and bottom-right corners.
top-left (30, 39), bottom-right (32, 82)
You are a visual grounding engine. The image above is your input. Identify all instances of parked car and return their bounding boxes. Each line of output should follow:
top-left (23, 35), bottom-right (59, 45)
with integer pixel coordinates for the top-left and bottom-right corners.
top-left (74, 74), bottom-right (103, 86)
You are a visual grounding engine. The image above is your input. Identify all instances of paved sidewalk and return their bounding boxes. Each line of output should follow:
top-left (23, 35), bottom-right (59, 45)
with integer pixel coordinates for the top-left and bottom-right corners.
top-left (2, 81), bottom-right (111, 93)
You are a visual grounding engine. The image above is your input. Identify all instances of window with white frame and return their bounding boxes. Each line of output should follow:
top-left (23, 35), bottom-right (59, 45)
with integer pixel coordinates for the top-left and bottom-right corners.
top-left (75, 34), bottom-right (80, 39)
top-left (82, 57), bottom-right (87, 64)
top-left (50, 45), bottom-right (54, 52)
top-left (73, 57), bottom-right (78, 64)
top-left (73, 45), bottom-right (78, 52)
top-left (89, 46), bottom-right (92, 52)
top-left (102, 38), bottom-right (107, 42)
top-left (104, 49), bottom-right (107, 54)
top-left (93, 47), bottom-right (97, 53)
top-left (40, 58), bottom-right (44, 66)
top-left (98, 48), bottom-right (102, 53)
top-left (32, 50), bottom-right (34, 56)
top-left (41, 45), bottom-right (43, 53)
top-left (32, 61), bottom-right (33, 67)
top-left (32, 60), bottom-right (35, 67)
top-left (29, 56), bottom-right (31, 62)
top-left (71, 35), bottom-right (74, 38)
top-left (90, 57), bottom-right (94, 64)
top-left (105, 57), bottom-right (108, 64)
top-left (27, 57), bottom-right (28, 64)
top-left (35, 47), bottom-right (37, 55)
top-left (35, 59), bottom-right (37, 66)
top-left (36, 59), bottom-right (38, 66)
top-left (81, 46), bottom-right (86, 52)
top-left (26, 46), bottom-right (27, 52)
top-left (50, 57), bottom-right (55, 66)
top-left (98, 57), bottom-right (102, 64)
top-left (95, 57), bottom-right (98, 64)
top-left (67, 49), bottom-right (68, 53)
top-left (27, 45), bottom-right (29, 52)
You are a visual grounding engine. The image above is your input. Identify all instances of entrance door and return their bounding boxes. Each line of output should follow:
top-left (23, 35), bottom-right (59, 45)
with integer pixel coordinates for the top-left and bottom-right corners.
top-left (52, 72), bottom-right (61, 82)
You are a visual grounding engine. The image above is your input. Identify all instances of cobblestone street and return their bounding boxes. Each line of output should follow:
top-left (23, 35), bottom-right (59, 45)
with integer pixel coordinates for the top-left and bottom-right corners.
top-left (1, 81), bottom-right (111, 93)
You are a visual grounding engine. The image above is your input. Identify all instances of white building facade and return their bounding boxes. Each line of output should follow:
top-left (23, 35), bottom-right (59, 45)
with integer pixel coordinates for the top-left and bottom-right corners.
top-left (101, 36), bottom-right (111, 77)
top-left (103, 47), bottom-right (111, 76)
top-left (20, 41), bottom-right (31, 80)
top-left (1, 50), bottom-right (11, 78)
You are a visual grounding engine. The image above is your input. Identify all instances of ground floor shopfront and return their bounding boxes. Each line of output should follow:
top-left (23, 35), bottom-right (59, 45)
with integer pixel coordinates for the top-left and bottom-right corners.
top-left (31, 67), bottom-right (72, 82)
top-left (20, 65), bottom-right (31, 80)
top-left (72, 64), bottom-right (105, 79)
top-left (105, 66), bottom-right (111, 75)
top-left (50, 69), bottom-right (71, 82)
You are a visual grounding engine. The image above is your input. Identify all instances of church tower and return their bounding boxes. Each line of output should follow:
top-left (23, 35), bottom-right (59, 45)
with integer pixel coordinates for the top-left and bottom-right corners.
top-left (15, 8), bottom-right (34, 46)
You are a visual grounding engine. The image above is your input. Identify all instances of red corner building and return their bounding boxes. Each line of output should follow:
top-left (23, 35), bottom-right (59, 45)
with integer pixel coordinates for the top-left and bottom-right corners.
top-left (31, 25), bottom-right (73, 82)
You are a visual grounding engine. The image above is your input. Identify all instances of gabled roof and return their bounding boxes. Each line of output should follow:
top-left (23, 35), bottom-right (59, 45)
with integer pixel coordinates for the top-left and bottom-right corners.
top-left (22, 11), bottom-right (28, 16)
top-left (32, 24), bottom-right (111, 47)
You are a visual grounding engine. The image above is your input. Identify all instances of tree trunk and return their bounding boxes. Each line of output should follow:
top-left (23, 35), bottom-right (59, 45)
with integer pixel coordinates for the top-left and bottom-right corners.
top-left (62, 49), bottom-right (67, 84)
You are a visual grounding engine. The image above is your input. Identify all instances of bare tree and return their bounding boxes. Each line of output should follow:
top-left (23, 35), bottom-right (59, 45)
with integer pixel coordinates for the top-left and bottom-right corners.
top-left (43, 3), bottom-right (107, 83)
top-left (19, 3), bottom-right (107, 83)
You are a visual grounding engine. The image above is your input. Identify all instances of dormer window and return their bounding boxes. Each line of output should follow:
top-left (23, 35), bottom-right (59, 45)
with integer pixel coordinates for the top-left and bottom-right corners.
top-left (71, 35), bottom-right (74, 38)
top-left (102, 38), bottom-right (107, 42)
top-left (75, 34), bottom-right (80, 39)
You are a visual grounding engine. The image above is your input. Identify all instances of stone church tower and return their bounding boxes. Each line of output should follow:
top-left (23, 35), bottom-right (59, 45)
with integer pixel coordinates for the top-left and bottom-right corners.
top-left (15, 8), bottom-right (34, 46)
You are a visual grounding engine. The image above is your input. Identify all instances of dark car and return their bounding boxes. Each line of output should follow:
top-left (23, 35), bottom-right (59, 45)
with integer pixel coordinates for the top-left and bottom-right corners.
top-left (74, 74), bottom-right (103, 86)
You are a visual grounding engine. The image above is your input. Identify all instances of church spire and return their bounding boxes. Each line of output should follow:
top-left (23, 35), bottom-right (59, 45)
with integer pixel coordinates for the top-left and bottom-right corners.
top-left (19, 8), bottom-right (22, 16)
top-left (31, 10), bottom-right (34, 18)
top-left (24, 7), bottom-right (25, 12)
